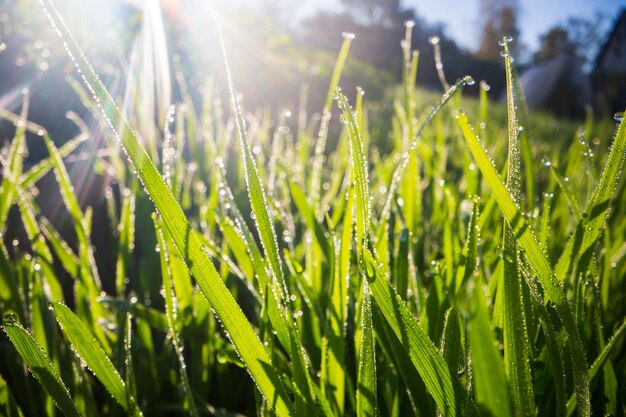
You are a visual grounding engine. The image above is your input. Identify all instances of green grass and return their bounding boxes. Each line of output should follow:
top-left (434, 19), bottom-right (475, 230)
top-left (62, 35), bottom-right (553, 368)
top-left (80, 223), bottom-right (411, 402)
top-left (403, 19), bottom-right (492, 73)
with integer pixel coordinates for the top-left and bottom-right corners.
top-left (1, 2), bottom-right (625, 417)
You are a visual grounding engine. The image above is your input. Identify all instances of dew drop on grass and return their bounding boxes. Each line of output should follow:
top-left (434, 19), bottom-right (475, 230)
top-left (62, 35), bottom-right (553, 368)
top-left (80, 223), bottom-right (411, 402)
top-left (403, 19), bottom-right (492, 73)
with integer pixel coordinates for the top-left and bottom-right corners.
top-left (404, 20), bottom-right (415, 28)
top-left (428, 35), bottom-right (440, 45)
top-left (3, 313), bottom-right (18, 323)
top-left (342, 32), bottom-right (355, 40)
top-left (462, 75), bottom-right (475, 86)
top-left (614, 112), bottom-right (624, 122)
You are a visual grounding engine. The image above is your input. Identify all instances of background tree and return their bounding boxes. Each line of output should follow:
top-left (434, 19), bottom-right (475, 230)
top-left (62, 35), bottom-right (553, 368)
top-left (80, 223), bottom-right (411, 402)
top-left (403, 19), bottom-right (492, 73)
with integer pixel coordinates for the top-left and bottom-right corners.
top-left (475, 0), bottom-right (521, 61)
top-left (534, 14), bottom-right (605, 71)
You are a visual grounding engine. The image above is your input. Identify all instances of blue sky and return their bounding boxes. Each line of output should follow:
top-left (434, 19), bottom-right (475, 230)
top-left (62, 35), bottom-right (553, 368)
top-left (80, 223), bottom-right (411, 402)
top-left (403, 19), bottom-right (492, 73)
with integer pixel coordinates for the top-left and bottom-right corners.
top-left (300, 0), bottom-right (625, 54)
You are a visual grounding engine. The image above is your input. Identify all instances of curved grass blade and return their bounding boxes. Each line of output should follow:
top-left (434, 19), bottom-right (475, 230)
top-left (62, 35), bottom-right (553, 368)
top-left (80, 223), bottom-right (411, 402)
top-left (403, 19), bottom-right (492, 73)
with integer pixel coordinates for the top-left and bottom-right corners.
top-left (310, 33), bottom-right (354, 208)
top-left (357, 281), bottom-right (376, 417)
top-left (0, 93), bottom-right (28, 230)
top-left (378, 77), bottom-right (473, 239)
top-left (566, 319), bottom-right (626, 417)
top-left (2, 316), bottom-right (81, 417)
top-left (469, 278), bottom-right (513, 417)
top-left (362, 248), bottom-right (456, 416)
top-left (38, 2), bottom-right (293, 415)
top-left (337, 92), bottom-right (370, 250)
top-left (19, 132), bottom-right (88, 189)
top-left (555, 115), bottom-right (626, 281)
top-left (52, 303), bottom-right (142, 416)
top-left (455, 112), bottom-right (590, 417)
top-left (550, 167), bottom-right (582, 222)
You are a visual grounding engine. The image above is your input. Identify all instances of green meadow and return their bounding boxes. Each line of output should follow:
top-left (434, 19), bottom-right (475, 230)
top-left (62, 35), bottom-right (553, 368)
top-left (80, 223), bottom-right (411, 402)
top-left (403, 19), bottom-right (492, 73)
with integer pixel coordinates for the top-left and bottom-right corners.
top-left (1, 2), bottom-right (625, 416)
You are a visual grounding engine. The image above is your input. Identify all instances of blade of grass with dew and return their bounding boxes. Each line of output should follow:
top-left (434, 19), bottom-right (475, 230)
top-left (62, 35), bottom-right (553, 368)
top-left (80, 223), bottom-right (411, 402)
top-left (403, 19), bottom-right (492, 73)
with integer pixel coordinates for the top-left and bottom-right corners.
top-left (14, 188), bottom-right (63, 302)
top-left (457, 198), bottom-right (480, 295)
top-left (500, 38), bottom-right (535, 417)
top-left (469, 278), bottom-right (513, 417)
top-left (310, 33), bottom-right (354, 208)
top-left (2, 316), bottom-right (81, 417)
top-left (362, 248), bottom-right (456, 416)
top-left (455, 111), bottom-right (590, 417)
top-left (52, 302), bottom-right (143, 416)
top-left (40, 218), bottom-right (80, 278)
top-left (0, 93), bottom-right (28, 231)
top-left (41, 133), bottom-right (106, 323)
top-left (550, 166), bottom-right (582, 222)
top-left (0, 372), bottom-right (24, 417)
top-left (214, 170), bottom-right (291, 351)
top-left (289, 181), bottom-right (332, 258)
top-left (356, 282), bottom-right (376, 417)
top-left (337, 92), bottom-right (369, 251)
top-left (19, 132), bottom-right (88, 189)
top-left (377, 77), bottom-right (473, 242)
top-left (555, 116), bottom-right (626, 281)
top-left (214, 18), bottom-right (317, 412)
top-left (38, 2), bottom-right (293, 414)
top-left (154, 215), bottom-right (199, 417)
top-left (566, 318), bottom-right (626, 417)
top-left (325, 186), bottom-right (354, 414)
top-left (539, 193), bottom-right (554, 250)
top-left (115, 189), bottom-right (135, 297)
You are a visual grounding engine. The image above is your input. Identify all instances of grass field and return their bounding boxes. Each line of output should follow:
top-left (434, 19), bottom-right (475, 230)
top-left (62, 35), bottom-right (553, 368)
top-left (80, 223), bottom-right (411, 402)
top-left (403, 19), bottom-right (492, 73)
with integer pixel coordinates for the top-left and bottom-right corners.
top-left (1, 2), bottom-right (625, 417)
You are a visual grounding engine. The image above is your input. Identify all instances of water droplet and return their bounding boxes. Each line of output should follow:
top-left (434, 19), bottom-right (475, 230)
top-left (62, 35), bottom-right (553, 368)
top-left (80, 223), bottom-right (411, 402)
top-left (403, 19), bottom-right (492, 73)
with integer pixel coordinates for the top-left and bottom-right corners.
top-left (428, 36), bottom-right (440, 45)
top-left (462, 76), bottom-right (475, 86)
top-left (500, 51), bottom-right (509, 58)
top-left (614, 112), bottom-right (624, 123)
top-left (404, 20), bottom-right (415, 28)
top-left (4, 313), bottom-right (17, 323)
top-left (342, 32), bottom-right (355, 40)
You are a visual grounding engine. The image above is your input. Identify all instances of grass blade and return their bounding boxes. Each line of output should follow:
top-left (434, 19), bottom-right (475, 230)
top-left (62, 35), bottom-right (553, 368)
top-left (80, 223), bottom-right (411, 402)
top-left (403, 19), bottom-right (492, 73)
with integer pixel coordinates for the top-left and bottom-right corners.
top-left (38, 2), bottom-right (293, 415)
top-left (52, 303), bottom-right (142, 416)
top-left (154, 215), bottom-right (199, 417)
top-left (337, 92), bottom-right (370, 250)
top-left (500, 39), bottom-right (535, 417)
top-left (469, 278), bottom-right (513, 417)
top-left (356, 282), bottom-right (376, 417)
top-left (555, 116), bottom-right (626, 281)
top-left (362, 248), bottom-right (456, 416)
top-left (566, 319), bottom-right (626, 417)
top-left (2, 316), bottom-right (81, 417)
top-left (455, 112), bottom-right (590, 417)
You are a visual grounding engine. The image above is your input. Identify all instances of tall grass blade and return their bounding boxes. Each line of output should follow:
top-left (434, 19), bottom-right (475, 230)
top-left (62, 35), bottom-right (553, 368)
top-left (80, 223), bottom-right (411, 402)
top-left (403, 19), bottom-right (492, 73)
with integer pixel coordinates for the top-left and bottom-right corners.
top-left (455, 112), bottom-right (590, 417)
top-left (556, 116), bottom-right (626, 281)
top-left (52, 303), bottom-right (142, 416)
top-left (357, 282), bottom-right (376, 417)
top-left (38, 3), bottom-right (293, 415)
top-left (362, 248), bottom-right (456, 416)
top-left (310, 34), bottom-right (354, 207)
top-left (566, 319), bottom-right (626, 417)
top-left (154, 216), bottom-right (199, 417)
top-left (337, 92), bottom-right (370, 250)
top-left (500, 39), bottom-right (535, 417)
top-left (2, 316), bottom-right (81, 417)
top-left (469, 279), bottom-right (513, 417)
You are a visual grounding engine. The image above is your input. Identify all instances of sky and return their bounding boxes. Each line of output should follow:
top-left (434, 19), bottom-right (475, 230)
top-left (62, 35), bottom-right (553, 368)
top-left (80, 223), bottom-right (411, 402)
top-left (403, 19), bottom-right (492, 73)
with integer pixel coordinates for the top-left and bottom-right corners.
top-left (300, 0), bottom-right (626, 54)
